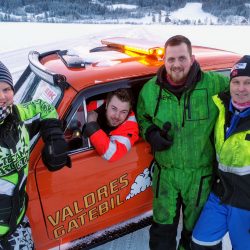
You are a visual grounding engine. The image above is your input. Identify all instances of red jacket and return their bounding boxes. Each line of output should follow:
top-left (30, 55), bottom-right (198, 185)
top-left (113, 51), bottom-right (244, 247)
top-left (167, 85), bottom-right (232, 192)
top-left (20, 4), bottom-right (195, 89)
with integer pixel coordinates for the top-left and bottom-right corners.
top-left (85, 100), bottom-right (139, 162)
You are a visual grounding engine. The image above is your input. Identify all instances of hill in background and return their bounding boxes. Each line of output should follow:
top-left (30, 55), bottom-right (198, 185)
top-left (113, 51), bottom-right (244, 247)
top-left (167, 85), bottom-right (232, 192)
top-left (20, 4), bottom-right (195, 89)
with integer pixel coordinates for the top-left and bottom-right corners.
top-left (0, 0), bottom-right (249, 24)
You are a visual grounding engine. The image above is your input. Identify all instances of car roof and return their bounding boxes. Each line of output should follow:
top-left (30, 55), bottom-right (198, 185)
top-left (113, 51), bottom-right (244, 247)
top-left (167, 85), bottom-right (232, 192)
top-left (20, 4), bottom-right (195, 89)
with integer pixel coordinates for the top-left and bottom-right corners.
top-left (32, 37), bottom-right (241, 92)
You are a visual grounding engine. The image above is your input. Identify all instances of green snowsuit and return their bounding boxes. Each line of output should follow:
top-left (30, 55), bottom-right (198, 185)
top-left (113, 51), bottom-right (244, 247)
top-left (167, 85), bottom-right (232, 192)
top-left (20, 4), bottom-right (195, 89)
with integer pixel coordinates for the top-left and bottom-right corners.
top-left (137, 63), bottom-right (228, 249)
top-left (0, 99), bottom-right (57, 240)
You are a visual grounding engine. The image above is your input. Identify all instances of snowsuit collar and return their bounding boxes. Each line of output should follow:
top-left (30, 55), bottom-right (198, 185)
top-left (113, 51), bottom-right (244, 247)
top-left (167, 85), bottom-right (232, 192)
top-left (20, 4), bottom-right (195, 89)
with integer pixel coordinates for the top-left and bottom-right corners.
top-left (218, 91), bottom-right (250, 137)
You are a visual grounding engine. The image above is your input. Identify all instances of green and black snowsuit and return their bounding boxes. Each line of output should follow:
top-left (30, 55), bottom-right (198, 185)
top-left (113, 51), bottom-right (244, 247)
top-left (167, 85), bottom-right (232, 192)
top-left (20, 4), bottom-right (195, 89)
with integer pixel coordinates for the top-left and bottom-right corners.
top-left (137, 62), bottom-right (228, 250)
top-left (0, 99), bottom-right (58, 248)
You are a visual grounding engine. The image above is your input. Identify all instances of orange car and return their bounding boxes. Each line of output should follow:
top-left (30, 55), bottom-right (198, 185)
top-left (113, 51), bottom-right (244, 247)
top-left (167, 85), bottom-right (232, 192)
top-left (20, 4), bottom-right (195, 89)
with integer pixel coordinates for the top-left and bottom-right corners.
top-left (14, 37), bottom-right (241, 250)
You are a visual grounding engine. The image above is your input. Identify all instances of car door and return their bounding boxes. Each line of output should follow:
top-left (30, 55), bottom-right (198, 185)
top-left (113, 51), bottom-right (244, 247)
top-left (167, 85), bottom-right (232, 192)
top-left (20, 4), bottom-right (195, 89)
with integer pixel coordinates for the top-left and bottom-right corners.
top-left (35, 80), bottom-right (153, 245)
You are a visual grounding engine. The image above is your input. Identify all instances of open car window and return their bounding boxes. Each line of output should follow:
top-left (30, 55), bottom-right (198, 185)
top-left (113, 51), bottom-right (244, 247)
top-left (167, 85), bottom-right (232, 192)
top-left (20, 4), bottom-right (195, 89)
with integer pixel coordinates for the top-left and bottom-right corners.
top-left (63, 76), bottom-right (154, 154)
top-left (64, 99), bottom-right (90, 152)
top-left (64, 93), bottom-right (108, 153)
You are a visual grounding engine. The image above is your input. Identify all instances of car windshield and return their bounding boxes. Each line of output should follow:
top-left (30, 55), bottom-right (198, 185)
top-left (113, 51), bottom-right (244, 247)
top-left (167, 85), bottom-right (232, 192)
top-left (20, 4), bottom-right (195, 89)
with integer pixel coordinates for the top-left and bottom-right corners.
top-left (14, 70), bottom-right (62, 106)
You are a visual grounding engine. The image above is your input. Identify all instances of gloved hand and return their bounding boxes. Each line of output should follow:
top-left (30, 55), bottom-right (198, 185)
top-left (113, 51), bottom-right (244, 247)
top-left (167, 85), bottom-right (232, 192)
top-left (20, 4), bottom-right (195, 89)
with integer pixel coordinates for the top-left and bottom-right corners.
top-left (146, 122), bottom-right (173, 152)
top-left (41, 119), bottom-right (71, 171)
top-left (160, 122), bottom-right (173, 143)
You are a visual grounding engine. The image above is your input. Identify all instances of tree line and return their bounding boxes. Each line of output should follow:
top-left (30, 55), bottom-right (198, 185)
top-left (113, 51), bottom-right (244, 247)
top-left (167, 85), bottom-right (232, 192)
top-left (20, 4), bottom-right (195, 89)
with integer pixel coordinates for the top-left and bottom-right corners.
top-left (0, 0), bottom-right (249, 22)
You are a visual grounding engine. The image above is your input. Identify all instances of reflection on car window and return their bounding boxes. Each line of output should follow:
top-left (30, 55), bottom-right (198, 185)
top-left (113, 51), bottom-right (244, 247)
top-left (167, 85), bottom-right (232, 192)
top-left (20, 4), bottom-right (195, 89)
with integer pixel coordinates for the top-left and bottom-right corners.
top-left (32, 80), bottom-right (61, 105)
top-left (65, 101), bottom-right (89, 152)
top-left (15, 72), bottom-right (36, 103)
top-left (214, 69), bottom-right (230, 77)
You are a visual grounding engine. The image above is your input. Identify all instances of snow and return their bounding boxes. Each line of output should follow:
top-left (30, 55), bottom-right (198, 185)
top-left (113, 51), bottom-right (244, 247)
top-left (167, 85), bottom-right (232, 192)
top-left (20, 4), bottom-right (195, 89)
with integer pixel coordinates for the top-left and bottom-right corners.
top-left (0, 22), bottom-right (115, 53)
top-left (99, 2), bottom-right (220, 24)
top-left (1, 2), bottom-right (248, 25)
top-left (58, 211), bottom-right (152, 250)
top-left (170, 3), bottom-right (218, 24)
top-left (107, 4), bottom-right (138, 10)
top-left (0, 3), bottom-right (249, 58)
top-left (1, 22), bottom-right (250, 59)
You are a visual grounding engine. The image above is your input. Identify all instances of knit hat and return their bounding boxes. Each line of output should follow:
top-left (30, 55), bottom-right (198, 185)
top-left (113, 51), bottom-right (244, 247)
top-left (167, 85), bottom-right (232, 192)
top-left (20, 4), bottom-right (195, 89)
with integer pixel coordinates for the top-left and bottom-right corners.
top-left (230, 55), bottom-right (250, 81)
top-left (0, 61), bottom-right (14, 91)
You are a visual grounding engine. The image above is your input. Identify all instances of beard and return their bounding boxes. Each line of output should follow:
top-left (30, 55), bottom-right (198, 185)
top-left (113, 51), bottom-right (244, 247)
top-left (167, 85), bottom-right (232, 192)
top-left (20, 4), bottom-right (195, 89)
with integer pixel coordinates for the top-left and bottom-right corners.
top-left (169, 68), bottom-right (187, 84)
top-left (107, 118), bottom-right (121, 127)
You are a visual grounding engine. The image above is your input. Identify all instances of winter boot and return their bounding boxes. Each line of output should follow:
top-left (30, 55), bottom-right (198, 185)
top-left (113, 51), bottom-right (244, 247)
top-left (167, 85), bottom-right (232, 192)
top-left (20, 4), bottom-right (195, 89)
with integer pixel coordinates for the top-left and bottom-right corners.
top-left (149, 221), bottom-right (178, 250)
top-left (178, 227), bottom-right (192, 250)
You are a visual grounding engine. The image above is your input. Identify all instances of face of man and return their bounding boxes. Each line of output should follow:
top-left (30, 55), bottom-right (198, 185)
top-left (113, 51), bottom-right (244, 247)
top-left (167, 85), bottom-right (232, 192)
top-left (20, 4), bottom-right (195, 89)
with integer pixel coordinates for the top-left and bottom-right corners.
top-left (106, 95), bottom-right (130, 127)
top-left (0, 82), bottom-right (14, 107)
top-left (230, 76), bottom-right (250, 104)
top-left (164, 43), bottom-right (195, 85)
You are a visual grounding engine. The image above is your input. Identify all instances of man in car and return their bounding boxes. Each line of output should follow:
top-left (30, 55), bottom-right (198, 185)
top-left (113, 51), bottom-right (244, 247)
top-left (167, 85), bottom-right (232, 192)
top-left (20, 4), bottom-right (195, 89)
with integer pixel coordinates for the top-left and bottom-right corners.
top-left (137, 35), bottom-right (229, 250)
top-left (0, 61), bottom-right (70, 249)
top-left (82, 88), bottom-right (139, 162)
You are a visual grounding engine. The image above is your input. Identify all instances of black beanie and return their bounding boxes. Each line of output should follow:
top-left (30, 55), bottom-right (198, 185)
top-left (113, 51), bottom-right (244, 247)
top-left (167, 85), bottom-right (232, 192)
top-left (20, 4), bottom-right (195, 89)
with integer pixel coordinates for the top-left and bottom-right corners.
top-left (0, 61), bottom-right (14, 91)
top-left (230, 55), bottom-right (250, 81)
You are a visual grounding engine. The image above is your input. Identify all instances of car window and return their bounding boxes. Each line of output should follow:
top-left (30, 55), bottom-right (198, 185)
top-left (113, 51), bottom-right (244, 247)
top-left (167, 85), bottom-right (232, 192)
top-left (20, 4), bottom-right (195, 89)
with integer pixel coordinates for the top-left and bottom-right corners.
top-left (15, 71), bottom-right (62, 106)
top-left (214, 69), bottom-right (231, 77)
top-left (64, 95), bottom-right (108, 153)
top-left (64, 100), bottom-right (89, 152)
top-left (64, 75), bottom-right (153, 153)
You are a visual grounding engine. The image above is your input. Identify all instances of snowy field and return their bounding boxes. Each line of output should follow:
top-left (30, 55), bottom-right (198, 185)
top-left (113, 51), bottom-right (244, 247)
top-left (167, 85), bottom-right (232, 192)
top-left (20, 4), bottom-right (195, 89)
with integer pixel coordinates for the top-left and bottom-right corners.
top-left (1, 22), bottom-right (250, 56)
top-left (1, 22), bottom-right (250, 85)
top-left (1, 20), bottom-right (249, 250)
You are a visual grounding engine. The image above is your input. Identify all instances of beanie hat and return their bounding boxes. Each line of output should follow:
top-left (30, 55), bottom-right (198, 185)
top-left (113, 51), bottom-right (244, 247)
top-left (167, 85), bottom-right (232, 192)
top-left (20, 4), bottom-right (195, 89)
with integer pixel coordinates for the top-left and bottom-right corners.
top-left (230, 55), bottom-right (250, 81)
top-left (0, 61), bottom-right (14, 91)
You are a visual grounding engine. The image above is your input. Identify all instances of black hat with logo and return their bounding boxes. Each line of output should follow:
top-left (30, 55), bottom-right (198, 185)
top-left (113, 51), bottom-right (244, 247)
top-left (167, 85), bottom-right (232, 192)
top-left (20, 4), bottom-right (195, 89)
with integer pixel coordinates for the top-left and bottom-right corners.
top-left (230, 55), bottom-right (250, 81)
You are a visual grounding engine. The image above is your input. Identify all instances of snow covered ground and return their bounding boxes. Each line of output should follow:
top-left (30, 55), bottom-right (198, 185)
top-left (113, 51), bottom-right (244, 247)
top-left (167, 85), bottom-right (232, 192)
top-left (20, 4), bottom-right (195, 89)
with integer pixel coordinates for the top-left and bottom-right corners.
top-left (1, 22), bottom-right (250, 55)
top-left (93, 226), bottom-right (232, 250)
top-left (170, 3), bottom-right (218, 24)
top-left (1, 22), bottom-right (250, 80)
top-left (107, 4), bottom-right (138, 10)
top-left (0, 1), bottom-right (250, 59)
